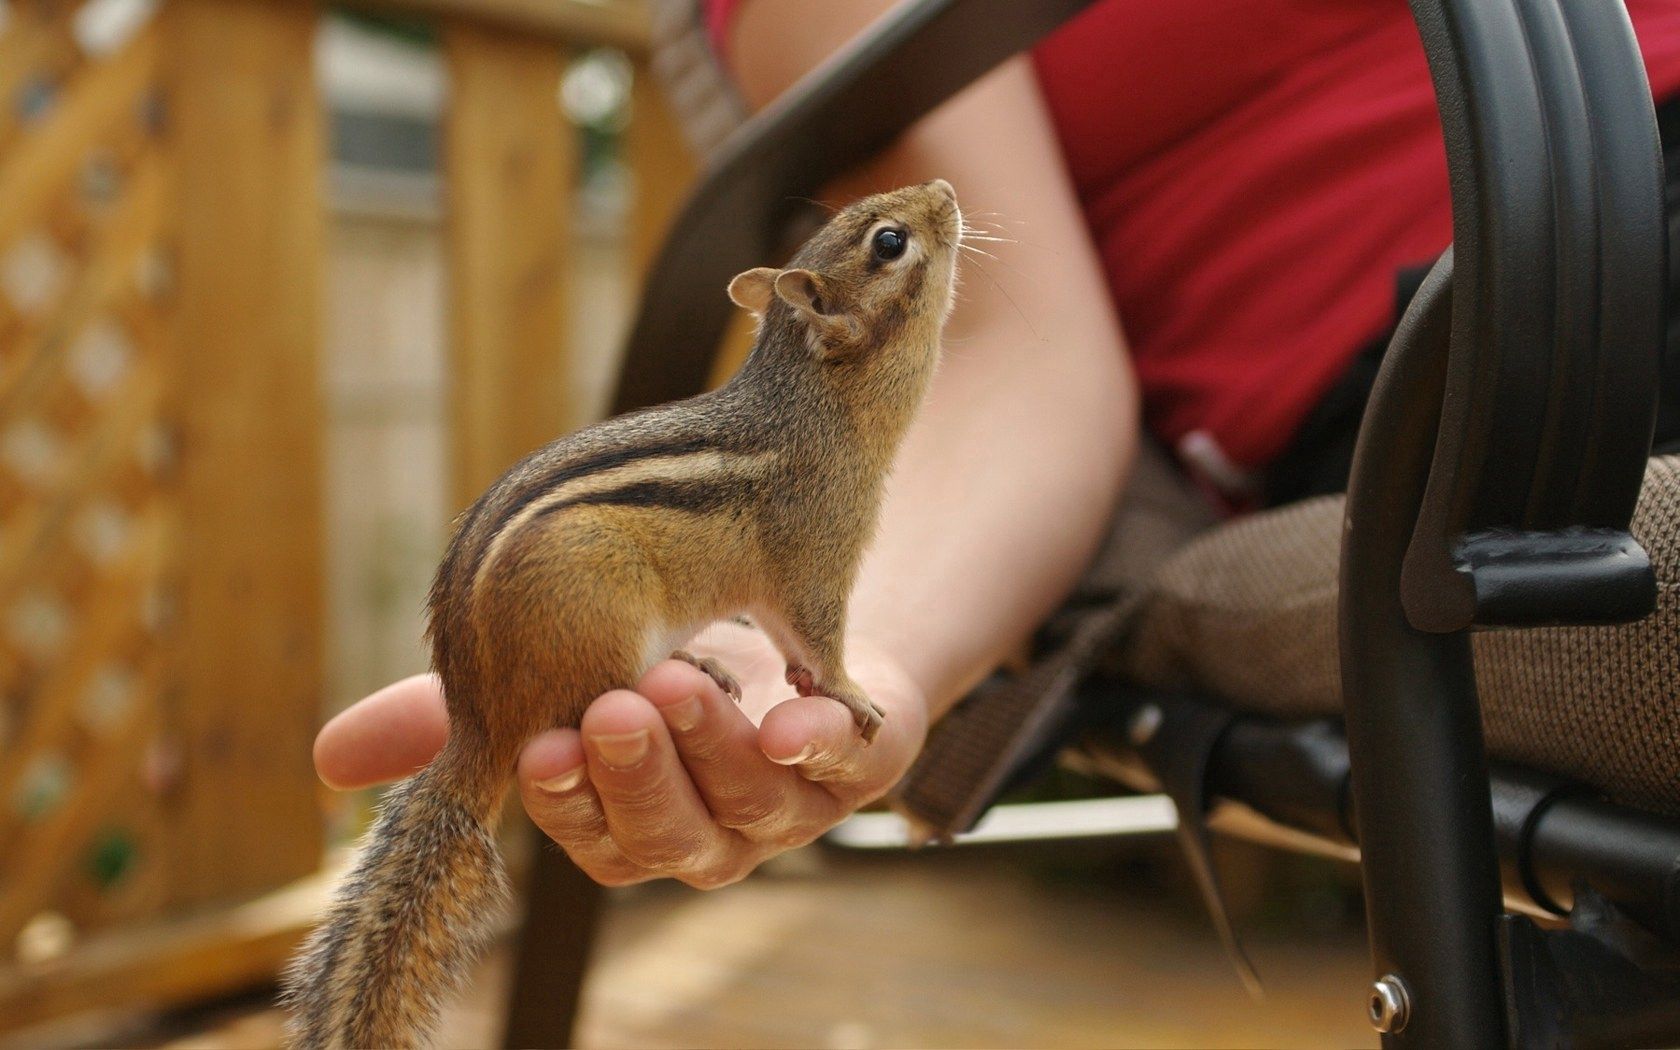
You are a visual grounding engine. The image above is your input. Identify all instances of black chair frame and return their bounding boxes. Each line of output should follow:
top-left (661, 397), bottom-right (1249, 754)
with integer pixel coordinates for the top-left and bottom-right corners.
top-left (504, 1), bottom-right (1680, 1046)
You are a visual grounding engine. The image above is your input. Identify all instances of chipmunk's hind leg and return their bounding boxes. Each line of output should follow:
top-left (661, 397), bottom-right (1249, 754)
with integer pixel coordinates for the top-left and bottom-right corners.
top-left (482, 510), bottom-right (669, 732)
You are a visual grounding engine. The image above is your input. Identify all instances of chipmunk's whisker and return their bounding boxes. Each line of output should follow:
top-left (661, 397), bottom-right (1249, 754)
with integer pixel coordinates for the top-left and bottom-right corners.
top-left (959, 240), bottom-right (1033, 284)
top-left (955, 246), bottom-right (1040, 340)
top-left (787, 194), bottom-right (838, 214)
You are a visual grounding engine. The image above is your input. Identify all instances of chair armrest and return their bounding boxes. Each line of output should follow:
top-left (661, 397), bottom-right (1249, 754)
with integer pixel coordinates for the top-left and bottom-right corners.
top-left (1400, 0), bottom-right (1665, 632)
top-left (612, 0), bottom-right (1098, 414)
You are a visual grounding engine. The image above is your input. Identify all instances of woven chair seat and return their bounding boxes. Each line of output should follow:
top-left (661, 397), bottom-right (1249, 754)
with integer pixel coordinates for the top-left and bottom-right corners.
top-left (1116, 456), bottom-right (1680, 817)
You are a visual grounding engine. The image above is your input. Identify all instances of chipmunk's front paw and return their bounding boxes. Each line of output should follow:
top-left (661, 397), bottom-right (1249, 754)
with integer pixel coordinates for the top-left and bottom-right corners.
top-left (671, 649), bottom-right (742, 701)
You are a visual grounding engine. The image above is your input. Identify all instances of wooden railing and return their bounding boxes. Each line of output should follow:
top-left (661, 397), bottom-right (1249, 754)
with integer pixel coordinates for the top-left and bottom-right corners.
top-left (0, 0), bottom-right (693, 1031)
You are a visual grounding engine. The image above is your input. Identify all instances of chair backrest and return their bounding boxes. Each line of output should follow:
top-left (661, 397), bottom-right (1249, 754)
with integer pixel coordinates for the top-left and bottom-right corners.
top-left (1400, 0), bottom-right (1665, 632)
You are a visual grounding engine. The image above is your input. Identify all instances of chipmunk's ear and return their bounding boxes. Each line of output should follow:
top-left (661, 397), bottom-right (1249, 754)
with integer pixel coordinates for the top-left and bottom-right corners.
top-left (772, 268), bottom-right (833, 317)
top-left (775, 268), bottom-right (860, 356)
top-left (727, 267), bottom-right (780, 316)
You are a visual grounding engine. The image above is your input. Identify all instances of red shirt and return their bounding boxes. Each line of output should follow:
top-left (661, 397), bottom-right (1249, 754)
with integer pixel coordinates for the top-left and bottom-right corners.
top-left (708, 1), bottom-right (1680, 485)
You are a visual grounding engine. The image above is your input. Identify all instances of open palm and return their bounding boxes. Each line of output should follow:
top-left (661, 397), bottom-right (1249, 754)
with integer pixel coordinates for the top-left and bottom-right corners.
top-left (313, 620), bottom-right (928, 888)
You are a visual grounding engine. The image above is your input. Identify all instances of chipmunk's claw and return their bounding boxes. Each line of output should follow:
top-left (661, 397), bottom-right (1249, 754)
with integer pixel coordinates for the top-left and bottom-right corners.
top-left (852, 699), bottom-right (885, 744)
top-left (671, 650), bottom-right (742, 702)
top-left (787, 665), bottom-right (882, 742)
top-left (822, 683), bottom-right (885, 743)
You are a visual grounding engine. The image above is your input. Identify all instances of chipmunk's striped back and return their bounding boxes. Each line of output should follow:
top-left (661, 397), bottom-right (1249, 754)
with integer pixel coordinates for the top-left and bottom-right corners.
top-left (283, 402), bottom-right (786, 1050)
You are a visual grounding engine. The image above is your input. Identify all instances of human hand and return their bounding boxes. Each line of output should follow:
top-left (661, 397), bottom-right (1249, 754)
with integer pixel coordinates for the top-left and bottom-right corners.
top-left (313, 621), bottom-right (929, 888)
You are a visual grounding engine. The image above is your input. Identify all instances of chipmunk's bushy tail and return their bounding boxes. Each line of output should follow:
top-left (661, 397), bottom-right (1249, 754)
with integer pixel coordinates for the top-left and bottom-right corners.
top-left (281, 743), bottom-right (510, 1049)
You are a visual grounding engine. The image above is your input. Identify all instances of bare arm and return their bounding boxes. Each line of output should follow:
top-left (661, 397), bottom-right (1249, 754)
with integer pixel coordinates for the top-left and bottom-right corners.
top-left (726, 3), bottom-right (1139, 712)
top-left (315, 0), bottom-right (1137, 887)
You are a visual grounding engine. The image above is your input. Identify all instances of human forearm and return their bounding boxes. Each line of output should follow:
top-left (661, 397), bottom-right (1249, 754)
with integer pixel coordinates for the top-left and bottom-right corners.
top-left (315, 4), bottom-right (1140, 895)
top-left (729, 7), bottom-right (1138, 714)
top-left (847, 276), bottom-right (1137, 716)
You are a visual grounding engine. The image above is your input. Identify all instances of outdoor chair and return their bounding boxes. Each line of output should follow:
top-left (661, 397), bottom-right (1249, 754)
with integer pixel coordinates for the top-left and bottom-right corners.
top-left (503, 1), bottom-right (1680, 1046)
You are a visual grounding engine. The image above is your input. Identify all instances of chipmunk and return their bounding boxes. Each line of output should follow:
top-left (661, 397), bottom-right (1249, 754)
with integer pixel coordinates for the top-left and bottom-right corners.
top-left (282, 180), bottom-right (962, 1049)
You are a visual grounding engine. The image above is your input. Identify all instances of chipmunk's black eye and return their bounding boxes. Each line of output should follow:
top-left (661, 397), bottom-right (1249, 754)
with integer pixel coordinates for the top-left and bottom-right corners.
top-left (872, 227), bottom-right (908, 261)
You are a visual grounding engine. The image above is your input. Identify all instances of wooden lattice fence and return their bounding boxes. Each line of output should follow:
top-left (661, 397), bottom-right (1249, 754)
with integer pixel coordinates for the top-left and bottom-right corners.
top-left (1, 0), bottom-right (184, 956)
top-left (0, 0), bottom-right (686, 1034)
top-left (0, 0), bottom-right (329, 1029)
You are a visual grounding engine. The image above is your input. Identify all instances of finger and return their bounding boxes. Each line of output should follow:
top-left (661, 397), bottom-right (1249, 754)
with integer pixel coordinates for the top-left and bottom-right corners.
top-left (314, 674), bottom-right (450, 790)
top-left (579, 690), bottom-right (750, 886)
top-left (638, 660), bottom-right (842, 845)
top-left (518, 728), bottom-right (650, 887)
top-left (758, 695), bottom-right (894, 795)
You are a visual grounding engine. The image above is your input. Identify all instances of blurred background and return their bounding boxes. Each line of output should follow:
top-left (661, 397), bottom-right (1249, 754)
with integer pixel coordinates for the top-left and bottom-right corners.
top-left (0, 0), bottom-right (1375, 1045)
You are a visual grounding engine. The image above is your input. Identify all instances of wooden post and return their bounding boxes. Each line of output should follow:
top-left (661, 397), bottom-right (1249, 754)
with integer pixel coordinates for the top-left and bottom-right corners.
top-left (442, 20), bottom-right (574, 510)
top-left (163, 0), bottom-right (326, 908)
top-left (440, 22), bottom-right (600, 1049)
top-left (626, 56), bottom-right (695, 276)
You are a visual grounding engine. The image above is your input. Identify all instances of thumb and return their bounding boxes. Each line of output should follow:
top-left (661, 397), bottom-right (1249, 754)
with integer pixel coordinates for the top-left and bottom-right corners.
top-left (314, 674), bottom-right (450, 789)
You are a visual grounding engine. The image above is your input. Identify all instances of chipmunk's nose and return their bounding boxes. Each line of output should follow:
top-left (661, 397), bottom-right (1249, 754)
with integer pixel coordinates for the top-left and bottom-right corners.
top-left (925, 178), bottom-right (956, 202)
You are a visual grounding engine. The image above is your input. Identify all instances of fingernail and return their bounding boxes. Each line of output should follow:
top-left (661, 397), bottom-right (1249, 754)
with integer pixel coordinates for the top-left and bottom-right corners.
top-left (663, 695), bottom-right (703, 733)
top-left (535, 766), bottom-right (586, 794)
top-left (769, 742), bottom-right (817, 767)
top-left (592, 729), bottom-right (651, 769)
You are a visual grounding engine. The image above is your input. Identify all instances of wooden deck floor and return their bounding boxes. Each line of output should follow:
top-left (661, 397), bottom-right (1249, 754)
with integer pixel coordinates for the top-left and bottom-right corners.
top-left (559, 845), bottom-right (1377, 1049)
top-left (37, 838), bottom-right (1379, 1049)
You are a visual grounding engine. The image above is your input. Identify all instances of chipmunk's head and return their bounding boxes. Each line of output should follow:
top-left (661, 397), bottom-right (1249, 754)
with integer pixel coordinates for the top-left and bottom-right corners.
top-left (728, 180), bottom-right (961, 364)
